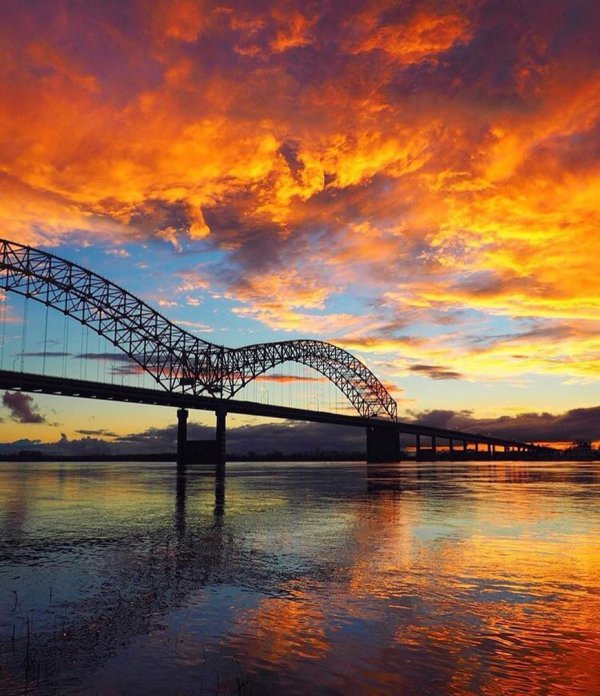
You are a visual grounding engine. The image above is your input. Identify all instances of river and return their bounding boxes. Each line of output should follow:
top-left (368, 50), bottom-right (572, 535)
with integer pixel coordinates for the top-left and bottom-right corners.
top-left (1, 459), bottom-right (599, 694)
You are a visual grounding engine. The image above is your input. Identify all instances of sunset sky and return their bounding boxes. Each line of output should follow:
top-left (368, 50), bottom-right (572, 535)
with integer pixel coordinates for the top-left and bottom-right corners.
top-left (1, 0), bottom-right (599, 451)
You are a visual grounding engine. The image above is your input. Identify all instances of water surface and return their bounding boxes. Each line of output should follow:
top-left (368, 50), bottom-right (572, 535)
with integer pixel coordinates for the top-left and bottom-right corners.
top-left (1, 460), bottom-right (599, 694)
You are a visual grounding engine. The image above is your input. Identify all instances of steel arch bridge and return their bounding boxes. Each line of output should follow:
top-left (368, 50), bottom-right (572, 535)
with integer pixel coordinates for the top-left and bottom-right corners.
top-left (0, 239), bottom-right (397, 421)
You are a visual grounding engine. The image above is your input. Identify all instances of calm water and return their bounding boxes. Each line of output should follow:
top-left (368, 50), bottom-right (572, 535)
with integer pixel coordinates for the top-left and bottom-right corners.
top-left (1, 460), bottom-right (600, 695)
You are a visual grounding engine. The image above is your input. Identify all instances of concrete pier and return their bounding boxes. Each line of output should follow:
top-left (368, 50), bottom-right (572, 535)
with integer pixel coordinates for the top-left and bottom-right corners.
top-left (176, 408), bottom-right (227, 466)
top-left (216, 407), bottom-right (226, 464)
top-left (366, 425), bottom-right (401, 463)
top-left (177, 408), bottom-right (188, 470)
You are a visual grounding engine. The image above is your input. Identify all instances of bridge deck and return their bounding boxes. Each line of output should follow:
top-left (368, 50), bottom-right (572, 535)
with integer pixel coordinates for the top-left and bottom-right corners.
top-left (0, 369), bottom-right (540, 451)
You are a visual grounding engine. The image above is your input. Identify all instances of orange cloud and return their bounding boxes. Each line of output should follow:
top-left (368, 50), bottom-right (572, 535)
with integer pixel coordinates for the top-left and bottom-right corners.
top-left (270, 8), bottom-right (315, 53)
top-left (1, 0), bottom-right (600, 397)
top-left (255, 373), bottom-right (326, 383)
top-left (349, 9), bottom-right (472, 64)
top-left (146, 0), bottom-right (209, 43)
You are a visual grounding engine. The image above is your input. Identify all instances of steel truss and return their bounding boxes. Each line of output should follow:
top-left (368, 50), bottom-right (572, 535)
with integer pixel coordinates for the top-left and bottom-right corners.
top-left (0, 239), bottom-right (397, 420)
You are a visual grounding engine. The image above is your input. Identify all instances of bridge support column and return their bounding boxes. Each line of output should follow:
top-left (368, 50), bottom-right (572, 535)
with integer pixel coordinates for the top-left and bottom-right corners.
top-left (176, 407), bottom-right (226, 467)
top-left (177, 408), bottom-right (188, 470)
top-left (216, 407), bottom-right (227, 466)
top-left (416, 434), bottom-right (421, 458)
top-left (366, 426), bottom-right (400, 463)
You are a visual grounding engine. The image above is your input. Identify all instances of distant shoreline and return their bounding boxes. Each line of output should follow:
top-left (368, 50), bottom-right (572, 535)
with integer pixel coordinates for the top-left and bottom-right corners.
top-left (0, 451), bottom-right (598, 463)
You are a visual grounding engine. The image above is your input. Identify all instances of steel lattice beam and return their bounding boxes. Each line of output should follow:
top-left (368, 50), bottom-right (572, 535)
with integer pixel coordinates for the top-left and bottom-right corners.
top-left (0, 239), bottom-right (397, 420)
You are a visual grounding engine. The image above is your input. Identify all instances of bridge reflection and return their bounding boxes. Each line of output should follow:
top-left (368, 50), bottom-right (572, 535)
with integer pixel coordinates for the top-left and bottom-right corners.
top-left (175, 462), bottom-right (225, 540)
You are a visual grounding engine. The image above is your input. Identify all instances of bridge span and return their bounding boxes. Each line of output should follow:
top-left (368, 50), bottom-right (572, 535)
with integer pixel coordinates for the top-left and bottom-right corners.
top-left (0, 238), bottom-right (547, 463)
top-left (0, 369), bottom-right (543, 463)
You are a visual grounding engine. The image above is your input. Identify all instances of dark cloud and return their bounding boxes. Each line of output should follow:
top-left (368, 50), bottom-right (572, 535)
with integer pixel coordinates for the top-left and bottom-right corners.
top-left (115, 420), bottom-right (363, 456)
top-left (2, 391), bottom-right (46, 424)
top-left (75, 353), bottom-right (143, 377)
top-left (17, 351), bottom-right (72, 358)
top-left (0, 420), bottom-right (364, 457)
top-left (410, 406), bottom-right (600, 443)
top-left (76, 429), bottom-right (119, 438)
top-left (466, 320), bottom-right (576, 347)
top-left (0, 438), bottom-right (42, 454)
top-left (452, 272), bottom-right (545, 300)
top-left (278, 140), bottom-right (305, 181)
top-left (409, 409), bottom-right (474, 430)
top-left (129, 199), bottom-right (196, 244)
top-left (53, 433), bottom-right (114, 457)
top-left (76, 352), bottom-right (138, 362)
top-left (110, 364), bottom-right (145, 377)
top-left (226, 421), bottom-right (363, 455)
top-left (202, 195), bottom-right (289, 275)
top-left (409, 364), bottom-right (463, 380)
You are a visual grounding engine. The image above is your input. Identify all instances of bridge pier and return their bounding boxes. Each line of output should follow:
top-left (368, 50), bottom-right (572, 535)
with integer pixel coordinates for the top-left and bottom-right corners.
top-left (216, 407), bottom-right (227, 465)
top-left (177, 408), bottom-right (188, 470)
top-left (176, 408), bottom-right (227, 467)
top-left (366, 425), bottom-right (400, 463)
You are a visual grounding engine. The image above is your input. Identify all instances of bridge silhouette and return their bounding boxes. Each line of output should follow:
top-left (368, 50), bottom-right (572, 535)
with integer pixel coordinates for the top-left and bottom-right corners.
top-left (0, 238), bottom-right (544, 463)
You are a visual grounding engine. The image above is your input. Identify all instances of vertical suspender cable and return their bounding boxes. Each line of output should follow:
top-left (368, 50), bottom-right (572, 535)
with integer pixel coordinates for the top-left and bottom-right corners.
top-left (0, 291), bottom-right (7, 369)
top-left (42, 302), bottom-right (49, 375)
top-left (20, 295), bottom-right (28, 372)
top-left (84, 322), bottom-right (89, 381)
top-left (62, 313), bottom-right (69, 378)
top-left (79, 321), bottom-right (84, 379)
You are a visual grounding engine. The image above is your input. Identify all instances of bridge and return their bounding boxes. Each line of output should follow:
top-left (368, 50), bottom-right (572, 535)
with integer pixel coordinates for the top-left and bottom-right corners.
top-left (0, 238), bottom-right (545, 464)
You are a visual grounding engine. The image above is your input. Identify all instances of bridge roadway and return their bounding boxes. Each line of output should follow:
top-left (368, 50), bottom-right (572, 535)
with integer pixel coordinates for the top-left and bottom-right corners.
top-left (0, 369), bottom-right (539, 456)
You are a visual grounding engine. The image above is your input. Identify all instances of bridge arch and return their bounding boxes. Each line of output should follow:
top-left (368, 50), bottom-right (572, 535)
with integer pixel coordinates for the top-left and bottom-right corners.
top-left (227, 340), bottom-right (397, 419)
top-left (0, 238), bottom-right (397, 420)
